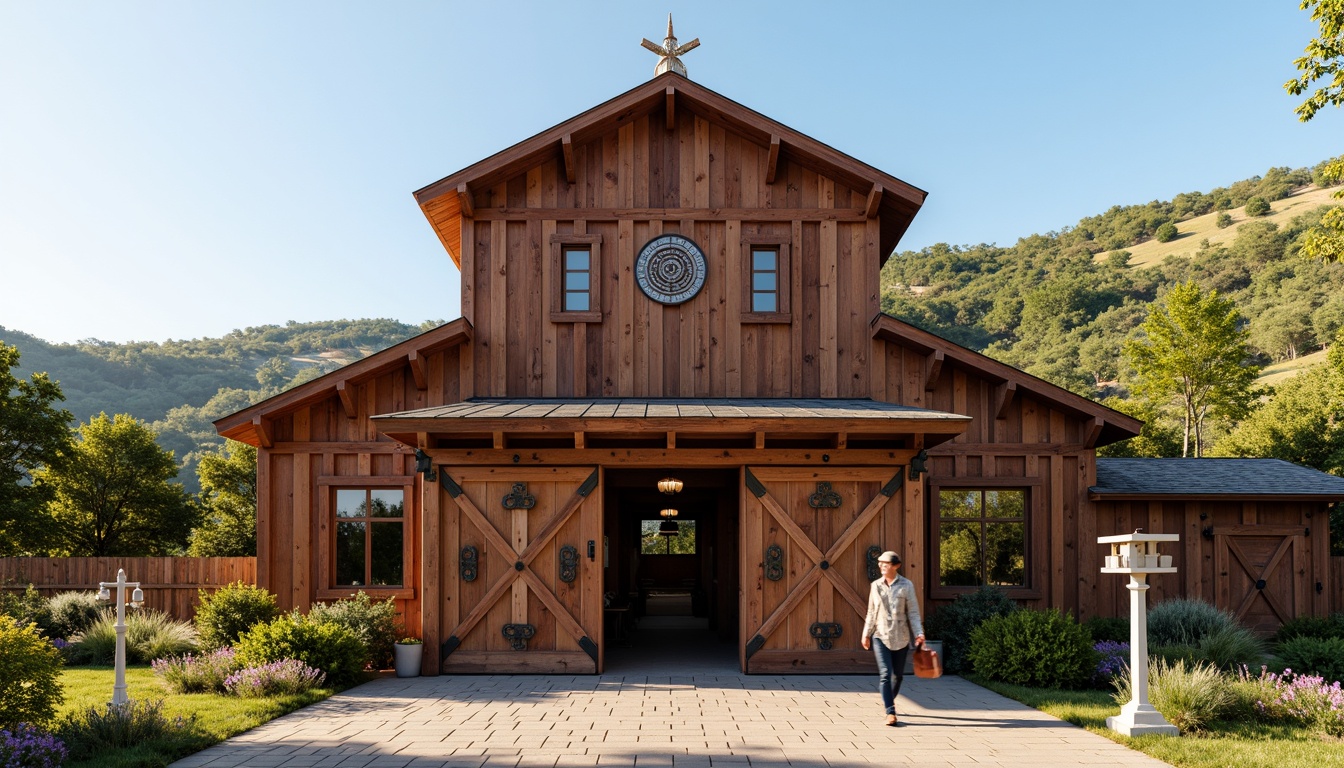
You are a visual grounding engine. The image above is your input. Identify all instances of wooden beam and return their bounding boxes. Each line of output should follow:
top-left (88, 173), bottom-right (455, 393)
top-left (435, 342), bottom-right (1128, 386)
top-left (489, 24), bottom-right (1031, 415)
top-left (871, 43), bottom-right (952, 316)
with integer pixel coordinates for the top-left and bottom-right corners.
top-left (407, 350), bottom-right (428, 391)
top-left (666, 431), bottom-right (676, 449)
top-left (835, 432), bottom-right (848, 449)
top-left (252, 416), bottom-right (273, 448)
top-left (493, 431), bottom-right (506, 450)
top-left (924, 350), bottom-right (945, 392)
top-left (457, 183), bottom-right (474, 219)
top-left (1084, 416), bottom-right (1105, 449)
top-left (665, 86), bottom-right (676, 131)
top-left (864, 183), bottom-right (883, 219)
top-left (561, 134), bottom-right (575, 184)
top-left (335, 381), bottom-right (356, 419)
top-left (573, 431), bottom-right (585, 449)
top-left (755, 431), bottom-right (766, 450)
top-left (422, 447), bottom-right (922, 467)
top-left (994, 381), bottom-right (1017, 420)
top-left (765, 135), bottom-right (780, 184)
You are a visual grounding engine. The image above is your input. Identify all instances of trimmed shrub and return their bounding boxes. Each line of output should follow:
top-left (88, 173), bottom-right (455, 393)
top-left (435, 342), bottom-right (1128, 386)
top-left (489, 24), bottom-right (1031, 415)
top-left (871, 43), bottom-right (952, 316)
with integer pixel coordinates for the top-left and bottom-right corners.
top-left (1113, 658), bottom-right (1230, 734)
top-left (1278, 636), bottom-right (1344, 684)
top-left (1274, 613), bottom-right (1344, 645)
top-left (45, 591), bottom-right (104, 640)
top-left (67, 610), bottom-right (200, 666)
top-left (968, 609), bottom-right (1096, 689)
top-left (0, 618), bottom-right (65, 729)
top-left (1147, 598), bottom-right (1235, 647)
top-left (1155, 222), bottom-right (1178, 242)
top-left (235, 613), bottom-right (366, 688)
top-left (58, 699), bottom-right (199, 762)
top-left (308, 591), bottom-right (399, 670)
top-left (1245, 196), bottom-right (1271, 216)
top-left (1215, 212), bottom-right (1234, 229)
top-left (0, 586), bottom-right (52, 636)
top-left (924, 586), bottom-right (1019, 674)
top-left (194, 582), bottom-right (279, 651)
top-left (1196, 623), bottom-right (1264, 671)
top-left (152, 648), bottom-right (242, 694)
top-left (0, 723), bottom-right (67, 768)
top-left (1082, 616), bottom-right (1129, 644)
top-left (224, 660), bottom-right (326, 698)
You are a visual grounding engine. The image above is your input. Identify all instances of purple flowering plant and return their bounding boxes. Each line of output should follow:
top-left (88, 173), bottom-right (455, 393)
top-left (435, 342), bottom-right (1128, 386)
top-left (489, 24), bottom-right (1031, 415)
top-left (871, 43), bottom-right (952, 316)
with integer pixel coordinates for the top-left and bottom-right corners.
top-left (1237, 666), bottom-right (1344, 737)
top-left (152, 647), bottom-right (241, 694)
top-left (1093, 640), bottom-right (1129, 683)
top-left (0, 723), bottom-right (67, 768)
top-left (224, 659), bottom-right (326, 698)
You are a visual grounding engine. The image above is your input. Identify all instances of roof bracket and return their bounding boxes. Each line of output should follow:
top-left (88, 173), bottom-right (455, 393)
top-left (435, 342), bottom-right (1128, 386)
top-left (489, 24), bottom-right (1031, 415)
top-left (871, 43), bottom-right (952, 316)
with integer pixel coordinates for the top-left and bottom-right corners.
top-left (336, 381), bottom-right (356, 419)
top-left (994, 381), bottom-right (1017, 420)
top-left (665, 86), bottom-right (676, 131)
top-left (766, 135), bottom-right (780, 184)
top-left (924, 350), bottom-right (945, 392)
top-left (561, 134), bottom-right (576, 184)
top-left (865, 182), bottom-right (883, 219)
top-left (457, 183), bottom-right (474, 218)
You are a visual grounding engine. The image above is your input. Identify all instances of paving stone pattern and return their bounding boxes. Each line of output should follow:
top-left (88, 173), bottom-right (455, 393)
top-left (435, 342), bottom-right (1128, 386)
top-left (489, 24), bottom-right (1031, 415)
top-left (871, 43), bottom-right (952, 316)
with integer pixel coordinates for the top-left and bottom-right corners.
top-left (171, 672), bottom-right (1172, 768)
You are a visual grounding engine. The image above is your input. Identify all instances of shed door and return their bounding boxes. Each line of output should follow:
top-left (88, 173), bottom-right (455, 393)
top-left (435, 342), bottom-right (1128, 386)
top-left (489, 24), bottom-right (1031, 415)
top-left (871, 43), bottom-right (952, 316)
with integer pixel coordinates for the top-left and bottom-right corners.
top-left (741, 466), bottom-right (907, 673)
top-left (438, 467), bottom-right (603, 673)
top-left (1214, 525), bottom-right (1308, 635)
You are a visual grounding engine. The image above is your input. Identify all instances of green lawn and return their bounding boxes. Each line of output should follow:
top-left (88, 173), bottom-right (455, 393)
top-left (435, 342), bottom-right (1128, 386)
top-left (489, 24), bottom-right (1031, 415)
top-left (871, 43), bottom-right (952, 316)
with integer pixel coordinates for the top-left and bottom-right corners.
top-left (968, 675), bottom-right (1344, 768)
top-left (55, 666), bottom-right (336, 768)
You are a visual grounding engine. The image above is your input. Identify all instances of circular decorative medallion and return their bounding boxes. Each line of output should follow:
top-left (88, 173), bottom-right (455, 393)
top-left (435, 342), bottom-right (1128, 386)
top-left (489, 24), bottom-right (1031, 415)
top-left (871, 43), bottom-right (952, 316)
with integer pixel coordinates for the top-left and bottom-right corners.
top-left (635, 234), bottom-right (707, 305)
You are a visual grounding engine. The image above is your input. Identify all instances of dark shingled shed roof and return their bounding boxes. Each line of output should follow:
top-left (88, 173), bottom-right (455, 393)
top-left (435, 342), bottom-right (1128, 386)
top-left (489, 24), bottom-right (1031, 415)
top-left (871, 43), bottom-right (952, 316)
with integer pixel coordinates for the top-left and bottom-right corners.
top-left (1092, 458), bottom-right (1344, 500)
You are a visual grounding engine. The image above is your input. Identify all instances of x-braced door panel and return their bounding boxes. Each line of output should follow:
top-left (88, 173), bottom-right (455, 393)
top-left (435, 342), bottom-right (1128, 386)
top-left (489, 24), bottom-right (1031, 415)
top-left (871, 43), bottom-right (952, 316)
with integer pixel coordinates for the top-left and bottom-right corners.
top-left (439, 466), bottom-right (603, 673)
top-left (1214, 525), bottom-right (1308, 636)
top-left (741, 467), bottom-right (907, 674)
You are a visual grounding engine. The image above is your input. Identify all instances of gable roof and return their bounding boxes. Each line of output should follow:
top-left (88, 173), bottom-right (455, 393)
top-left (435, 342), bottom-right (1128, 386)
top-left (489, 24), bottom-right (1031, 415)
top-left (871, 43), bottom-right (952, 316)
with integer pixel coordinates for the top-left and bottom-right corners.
top-left (414, 71), bottom-right (928, 269)
top-left (213, 318), bottom-right (473, 447)
top-left (1092, 458), bottom-right (1344, 500)
top-left (870, 313), bottom-right (1143, 447)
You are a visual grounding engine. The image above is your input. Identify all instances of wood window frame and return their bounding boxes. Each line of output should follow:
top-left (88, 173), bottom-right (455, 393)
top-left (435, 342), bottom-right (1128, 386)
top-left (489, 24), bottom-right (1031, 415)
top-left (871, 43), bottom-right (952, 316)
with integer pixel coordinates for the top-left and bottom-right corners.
top-left (927, 476), bottom-right (1042, 600)
top-left (550, 233), bottom-right (603, 323)
top-left (316, 476), bottom-right (415, 600)
top-left (740, 234), bottom-right (791, 324)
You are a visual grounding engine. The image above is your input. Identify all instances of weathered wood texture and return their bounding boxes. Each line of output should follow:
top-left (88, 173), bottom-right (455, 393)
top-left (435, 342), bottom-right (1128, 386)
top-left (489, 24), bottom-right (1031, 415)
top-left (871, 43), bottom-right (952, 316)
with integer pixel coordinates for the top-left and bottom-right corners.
top-left (0, 557), bottom-right (255, 621)
top-left (461, 109), bottom-right (877, 400)
top-left (1333, 556), bottom-right (1344, 614)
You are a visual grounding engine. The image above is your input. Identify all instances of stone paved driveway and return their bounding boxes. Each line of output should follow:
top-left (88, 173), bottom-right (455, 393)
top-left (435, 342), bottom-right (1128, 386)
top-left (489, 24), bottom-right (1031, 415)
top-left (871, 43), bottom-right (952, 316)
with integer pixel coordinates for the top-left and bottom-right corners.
top-left (171, 671), bottom-right (1172, 768)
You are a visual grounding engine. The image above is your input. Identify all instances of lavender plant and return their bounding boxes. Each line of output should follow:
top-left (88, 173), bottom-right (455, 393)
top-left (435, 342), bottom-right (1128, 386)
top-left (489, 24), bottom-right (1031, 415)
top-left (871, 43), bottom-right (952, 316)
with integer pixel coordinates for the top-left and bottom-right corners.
top-left (223, 659), bottom-right (326, 698)
top-left (152, 648), bottom-right (242, 694)
top-left (0, 723), bottom-right (67, 768)
top-left (1093, 640), bottom-right (1129, 684)
top-left (1233, 666), bottom-right (1344, 737)
top-left (58, 699), bottom-right (197, 761)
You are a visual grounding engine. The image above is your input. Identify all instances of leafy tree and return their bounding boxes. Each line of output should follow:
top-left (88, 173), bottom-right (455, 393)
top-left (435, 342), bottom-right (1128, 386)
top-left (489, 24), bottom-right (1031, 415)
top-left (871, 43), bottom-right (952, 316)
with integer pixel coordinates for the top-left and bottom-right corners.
top-left (36, 413), bottom-right (198, 556)
top-left (188, 440), bottom-right (258, 557)
top-left (1245, 197), bottom-right (1271, 217)
top-left (1301, 207), bottom-right (1344, 263)
top-left (1215, 212), bottom-right (1233, 229)
top-left (1124, 282), bottom-right (1260, 457)
top-left (1214, 364), bottom-right (1344, 476)
top-left (1286, 0), bottom-right (1344, 122)
top-left (0, 342), bottom-right (72, 555)
top-left (1155, 222), bottom-right (1178, 242)
top-left (1096, 396), bottom-right (1184, 459)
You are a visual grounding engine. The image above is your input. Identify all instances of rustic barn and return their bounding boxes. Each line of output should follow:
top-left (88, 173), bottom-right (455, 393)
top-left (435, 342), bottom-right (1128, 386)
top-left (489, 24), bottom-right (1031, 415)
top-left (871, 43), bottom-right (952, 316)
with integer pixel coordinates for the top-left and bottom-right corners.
top-left (214, 55), bottom-right (1344, 674)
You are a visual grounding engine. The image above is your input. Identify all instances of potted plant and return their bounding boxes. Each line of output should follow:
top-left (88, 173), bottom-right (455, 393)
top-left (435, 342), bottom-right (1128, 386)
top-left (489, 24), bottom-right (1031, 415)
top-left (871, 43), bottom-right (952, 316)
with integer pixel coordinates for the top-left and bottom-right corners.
top-left (393, 637), bottom-right (422, 678)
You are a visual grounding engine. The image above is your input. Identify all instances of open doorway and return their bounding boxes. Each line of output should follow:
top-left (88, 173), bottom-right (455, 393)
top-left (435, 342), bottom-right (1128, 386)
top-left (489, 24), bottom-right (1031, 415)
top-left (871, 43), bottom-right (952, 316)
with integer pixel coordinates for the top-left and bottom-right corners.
top-left (601, 468), bottom-right (739, 670)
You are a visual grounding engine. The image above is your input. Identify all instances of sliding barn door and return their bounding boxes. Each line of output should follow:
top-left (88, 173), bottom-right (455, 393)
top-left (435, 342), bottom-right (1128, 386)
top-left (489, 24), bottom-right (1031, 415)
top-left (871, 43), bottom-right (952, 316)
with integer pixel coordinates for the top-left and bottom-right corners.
top-left (741, 467), bottom-right (907, 673)
top-left (1214, 525), bottom-right (1309, 636)
top-left (438, 466), bottom-right (603, 673)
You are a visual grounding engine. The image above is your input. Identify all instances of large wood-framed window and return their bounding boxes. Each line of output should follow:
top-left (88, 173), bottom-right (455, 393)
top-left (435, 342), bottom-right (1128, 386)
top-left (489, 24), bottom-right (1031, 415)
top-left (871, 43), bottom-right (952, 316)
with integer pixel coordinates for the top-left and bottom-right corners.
top-left (317, 476), bottom-right (415, 599)
top-left (929, 477), bottom-right (1040, 599)
top-left (740, 234), bottom-right (791, 323)
top-left (550, 233), bottom-right (603, 323)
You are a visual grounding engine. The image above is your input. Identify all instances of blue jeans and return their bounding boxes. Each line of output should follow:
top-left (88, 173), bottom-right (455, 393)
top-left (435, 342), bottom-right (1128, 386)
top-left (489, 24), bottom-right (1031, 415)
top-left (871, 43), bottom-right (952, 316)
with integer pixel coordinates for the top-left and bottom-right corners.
top-left (872, 637), bottom-right (910, 715)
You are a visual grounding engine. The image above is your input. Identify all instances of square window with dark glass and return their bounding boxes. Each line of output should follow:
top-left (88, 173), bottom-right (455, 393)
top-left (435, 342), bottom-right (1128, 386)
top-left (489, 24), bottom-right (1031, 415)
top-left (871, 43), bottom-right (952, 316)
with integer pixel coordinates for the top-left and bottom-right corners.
top-left (334, 488), bottom-right (405, 587)
top-left (936, 489), bottom-right (1026, 588)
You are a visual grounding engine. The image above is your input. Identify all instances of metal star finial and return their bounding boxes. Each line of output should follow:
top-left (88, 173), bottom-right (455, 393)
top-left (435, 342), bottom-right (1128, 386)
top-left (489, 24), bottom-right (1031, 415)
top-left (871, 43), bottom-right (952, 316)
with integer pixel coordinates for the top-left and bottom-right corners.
top-left (641, 14), bottom-right (699, 78)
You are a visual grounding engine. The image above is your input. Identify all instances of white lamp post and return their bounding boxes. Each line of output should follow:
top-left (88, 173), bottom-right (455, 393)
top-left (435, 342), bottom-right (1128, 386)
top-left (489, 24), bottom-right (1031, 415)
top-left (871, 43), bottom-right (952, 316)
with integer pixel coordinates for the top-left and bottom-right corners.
top-left (1099, 531), bottom-right (1180, 737)
top-left (97, 569), bottom-right (144, 707)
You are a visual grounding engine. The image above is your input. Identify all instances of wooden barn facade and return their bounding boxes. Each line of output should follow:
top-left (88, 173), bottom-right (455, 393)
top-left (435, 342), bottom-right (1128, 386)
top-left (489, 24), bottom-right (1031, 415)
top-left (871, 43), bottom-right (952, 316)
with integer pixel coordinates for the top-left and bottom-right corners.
top-left (215, 69), bottom-right (1344, 675)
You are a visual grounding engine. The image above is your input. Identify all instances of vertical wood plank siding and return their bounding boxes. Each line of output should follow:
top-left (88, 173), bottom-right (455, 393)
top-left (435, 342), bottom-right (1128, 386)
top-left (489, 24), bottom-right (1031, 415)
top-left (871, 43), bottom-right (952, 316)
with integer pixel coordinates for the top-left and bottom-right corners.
top-left (0, 557), bottom-right (255, 621)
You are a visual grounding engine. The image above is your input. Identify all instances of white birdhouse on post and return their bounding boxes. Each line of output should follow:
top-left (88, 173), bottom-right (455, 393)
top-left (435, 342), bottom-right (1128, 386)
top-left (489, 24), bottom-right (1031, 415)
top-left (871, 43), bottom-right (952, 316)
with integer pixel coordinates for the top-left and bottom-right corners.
top-left (1098, 530), bottom-right (1180, 737)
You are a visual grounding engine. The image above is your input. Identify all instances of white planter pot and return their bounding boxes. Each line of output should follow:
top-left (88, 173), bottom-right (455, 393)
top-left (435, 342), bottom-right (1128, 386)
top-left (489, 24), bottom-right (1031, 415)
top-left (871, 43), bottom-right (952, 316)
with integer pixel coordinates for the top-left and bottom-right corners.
top-left (394, 643), bottom-right (422, 677)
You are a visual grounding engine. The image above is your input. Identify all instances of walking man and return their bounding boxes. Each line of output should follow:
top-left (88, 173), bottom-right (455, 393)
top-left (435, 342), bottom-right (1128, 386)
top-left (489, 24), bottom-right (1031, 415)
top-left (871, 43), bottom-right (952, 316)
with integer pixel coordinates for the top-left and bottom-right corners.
top-left (861, 550), bottom-right (924, 726)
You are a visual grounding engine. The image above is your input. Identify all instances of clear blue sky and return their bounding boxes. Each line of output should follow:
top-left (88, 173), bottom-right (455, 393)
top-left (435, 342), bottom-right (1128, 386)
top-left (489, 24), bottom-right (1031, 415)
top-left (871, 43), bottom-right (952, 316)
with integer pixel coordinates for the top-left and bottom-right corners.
top-left (2, 1), bottom-right (1338, 345)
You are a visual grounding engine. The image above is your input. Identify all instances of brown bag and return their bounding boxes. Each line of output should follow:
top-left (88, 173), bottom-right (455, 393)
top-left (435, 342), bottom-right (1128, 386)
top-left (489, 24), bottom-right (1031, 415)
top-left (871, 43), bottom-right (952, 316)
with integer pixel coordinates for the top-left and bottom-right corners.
top-left (911, 643), bottom-right (942, 679)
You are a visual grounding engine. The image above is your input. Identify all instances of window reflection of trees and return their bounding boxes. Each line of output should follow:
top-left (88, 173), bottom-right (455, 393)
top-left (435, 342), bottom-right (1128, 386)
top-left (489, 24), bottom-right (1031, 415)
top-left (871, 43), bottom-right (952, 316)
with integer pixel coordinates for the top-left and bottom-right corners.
top-left (639, 519), bottom-right (697, 555)
top-left (335, 489), bottom-right (405, 587)
top-left (938, 489), bottom-right (1025, 587)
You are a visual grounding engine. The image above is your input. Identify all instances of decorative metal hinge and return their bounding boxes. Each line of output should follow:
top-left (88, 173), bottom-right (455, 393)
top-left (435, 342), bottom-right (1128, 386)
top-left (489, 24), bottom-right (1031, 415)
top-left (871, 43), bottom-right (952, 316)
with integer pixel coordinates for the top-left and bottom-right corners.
top-left (866, 546), bottom-right (882, 581)
top-left (503, 483), bottom-right (536, 510)
top-left (764, 544), bottom-right (784, 582)
top-left (907, 449), bottom-right (928, 481)
top-left (559, 544), bottom-right (579, 583)
top-left (809, 622), bottom-right (842, 650)
top-left (808, 482), bottom-right (842, 509)
top-left (460, 545), bottom-right (479, 582)
top-left (745, 468), bottom-right (767, 498)
top-left (502, 623), bottom-right (536, 651)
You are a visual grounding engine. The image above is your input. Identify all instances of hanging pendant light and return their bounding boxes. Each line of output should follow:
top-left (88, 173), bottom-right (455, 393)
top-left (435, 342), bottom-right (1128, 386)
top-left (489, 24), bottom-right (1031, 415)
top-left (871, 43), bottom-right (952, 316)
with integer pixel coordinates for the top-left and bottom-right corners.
top-left (660, 507), bottom-right (678, 518)
top-left (657, 477), bottom-right (683, 495)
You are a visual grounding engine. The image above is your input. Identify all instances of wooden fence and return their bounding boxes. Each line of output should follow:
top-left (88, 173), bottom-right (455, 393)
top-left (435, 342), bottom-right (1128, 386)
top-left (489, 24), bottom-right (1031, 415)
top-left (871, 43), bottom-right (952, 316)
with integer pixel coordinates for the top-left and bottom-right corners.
top-left (0, 557), bottom-right (256, 621)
